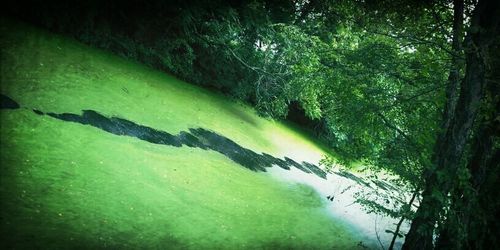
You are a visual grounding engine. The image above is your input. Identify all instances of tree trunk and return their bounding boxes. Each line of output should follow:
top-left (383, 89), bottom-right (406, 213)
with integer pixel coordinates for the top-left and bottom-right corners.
top-left (402, 0), bottom-right (499, 249)
top-left (441, 0), bottom-right (464, 133)
top-left (437, 36), bottom-right (500, 249)
top-left (434, 121), bottom-right (495, 249)
top-left (431, 1), bottom-right (465, 247)
top-left (472, 149), bottom-right (500, 248)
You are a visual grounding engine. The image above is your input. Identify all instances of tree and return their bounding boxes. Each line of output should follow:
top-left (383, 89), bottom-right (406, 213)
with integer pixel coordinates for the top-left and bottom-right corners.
top-left (403, 0), bottom-right (500, 248)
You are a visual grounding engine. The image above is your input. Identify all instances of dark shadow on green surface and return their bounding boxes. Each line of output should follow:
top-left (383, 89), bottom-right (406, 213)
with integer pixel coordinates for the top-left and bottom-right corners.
top-left (0, 93), bottom-right (326, 178)
top-left (36, 109), bottom-right (326, 178)
top-left (371, 179), bottom-right (397, 191)
top-left (0, 94), bottom-right (20, 109)
top-left (335, 171), bottom-right (372, 187)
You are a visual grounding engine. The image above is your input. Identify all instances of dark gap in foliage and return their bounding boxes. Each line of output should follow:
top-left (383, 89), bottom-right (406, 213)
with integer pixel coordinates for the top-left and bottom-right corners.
top-left (286, 101), bottom-right (330, 140)
top-left (286, 101), bottom-right (318, 129)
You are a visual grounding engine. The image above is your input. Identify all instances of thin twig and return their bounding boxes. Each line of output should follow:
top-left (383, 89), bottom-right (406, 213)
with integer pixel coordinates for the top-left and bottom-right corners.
top-left (375, 214), bottom-right (386, 250)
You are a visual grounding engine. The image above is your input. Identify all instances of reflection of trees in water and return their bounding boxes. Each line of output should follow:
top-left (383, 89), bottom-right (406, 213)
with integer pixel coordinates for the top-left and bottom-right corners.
top-left (0, 96), bottom-right (327, 178)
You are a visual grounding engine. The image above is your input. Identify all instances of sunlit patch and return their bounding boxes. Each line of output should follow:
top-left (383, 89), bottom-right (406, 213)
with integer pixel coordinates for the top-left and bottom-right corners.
top-left (267, 166), bottom-right (410, 249)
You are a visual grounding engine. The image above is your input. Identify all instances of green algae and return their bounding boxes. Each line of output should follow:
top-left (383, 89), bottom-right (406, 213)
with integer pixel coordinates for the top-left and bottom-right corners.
top-left (0, 19), bottom-right (371, 249)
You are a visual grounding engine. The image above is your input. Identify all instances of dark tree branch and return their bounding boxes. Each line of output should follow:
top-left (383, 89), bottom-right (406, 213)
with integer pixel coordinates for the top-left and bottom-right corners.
top-left (388, 190), bottom-right (419, 250)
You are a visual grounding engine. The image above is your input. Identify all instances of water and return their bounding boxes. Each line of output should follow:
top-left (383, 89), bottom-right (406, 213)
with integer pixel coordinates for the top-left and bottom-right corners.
top-left (268, 166), bottom-right (411, 249)
top-left (1, 20), bottom-right (409, 249)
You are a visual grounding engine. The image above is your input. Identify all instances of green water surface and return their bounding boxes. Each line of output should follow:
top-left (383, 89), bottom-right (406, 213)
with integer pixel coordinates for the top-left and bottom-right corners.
top-left (0, 19), bottom-right (370, 249)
